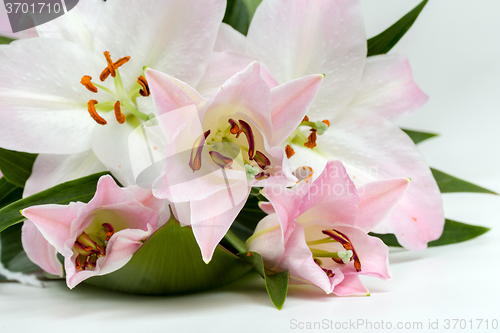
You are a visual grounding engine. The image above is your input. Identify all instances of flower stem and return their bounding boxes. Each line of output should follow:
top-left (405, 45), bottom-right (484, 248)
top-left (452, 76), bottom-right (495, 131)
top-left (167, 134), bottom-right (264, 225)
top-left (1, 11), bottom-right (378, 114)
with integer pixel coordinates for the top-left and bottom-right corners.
top-left (224, 230), bottom-right (247, 254)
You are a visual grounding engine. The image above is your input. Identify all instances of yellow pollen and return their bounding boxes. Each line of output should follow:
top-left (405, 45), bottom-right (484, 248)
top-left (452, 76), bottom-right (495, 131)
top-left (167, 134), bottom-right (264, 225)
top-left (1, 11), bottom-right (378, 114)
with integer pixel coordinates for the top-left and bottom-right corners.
top-left (114, 101), bottom-right (126, 124)
top-left (87, 100), bottom-right (107, 125)
top-left (80, 75), bottom-right (98, 93)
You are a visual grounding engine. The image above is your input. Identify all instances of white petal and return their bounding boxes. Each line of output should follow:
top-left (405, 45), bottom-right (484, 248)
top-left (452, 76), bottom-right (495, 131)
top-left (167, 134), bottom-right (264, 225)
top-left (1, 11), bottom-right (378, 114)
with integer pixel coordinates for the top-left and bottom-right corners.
top-left (94, 0), bottom-right (226, 88)
top-left (0, 38), bottom-right (111, 154)
top-left (214, 23), bottom-right (246, 52)
top-left (35, 0), bottom-right (105, 51)
top-left (247, 0), bottom-right (367, 120)
top-left (24, 151), bottom-right (106, 197)
top-left (349, 54), bottom-right (428, 123)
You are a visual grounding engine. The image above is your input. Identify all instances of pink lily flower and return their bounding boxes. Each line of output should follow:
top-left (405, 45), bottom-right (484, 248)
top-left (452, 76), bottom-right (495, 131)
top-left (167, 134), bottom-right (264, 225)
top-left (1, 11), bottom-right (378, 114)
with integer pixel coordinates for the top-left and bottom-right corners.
top-left (208, 0), bottom-right (443, 250)
top-left (146, 61), bottom-right (323, 262)
top-left (21, 175), bottom-right (166, 288)
top-left (247, 160), bottom-right (410, 295)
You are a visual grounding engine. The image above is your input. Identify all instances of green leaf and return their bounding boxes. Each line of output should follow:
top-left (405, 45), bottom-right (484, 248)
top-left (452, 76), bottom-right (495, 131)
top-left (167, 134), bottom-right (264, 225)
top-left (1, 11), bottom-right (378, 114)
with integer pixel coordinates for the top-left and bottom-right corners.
top-left (0, 147), bottom-right (37, 188)
top-left (239, 251), bottom-right (289, 310)
top-left (367, 0), bottom-right (428, 56)
top-left (0, 35), bottom-right (15, 44)
top-left (1, 224), bottom-right (39, 274)
top-left (402, 128), bottom-right (438, 144)
top-left (0, 177), bottom-right (23, 208)
top-left (431, 168), bottom-right (497, 194)
top-left (85, 217), bottom-right (252, 295)
top-left (223, 0), bottom-right (262, 35)
top-left (0, 172), bottom-right (110, 233)
top-left (370, 219), bottom-right (490, 247)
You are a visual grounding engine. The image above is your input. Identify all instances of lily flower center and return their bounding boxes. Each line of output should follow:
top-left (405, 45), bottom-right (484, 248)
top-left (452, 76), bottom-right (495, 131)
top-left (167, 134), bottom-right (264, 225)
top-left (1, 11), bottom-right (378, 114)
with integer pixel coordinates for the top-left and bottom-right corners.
top-left (73, 223), bottom-right (114, 271)
top-left (80, 51), bottom-right (153, 126)
top-left (307, 228), bottom-right (361, 277)
top-left (286, 115), bottom-right (331, 155)
top-left (189, 118), bottom-right (272, 181)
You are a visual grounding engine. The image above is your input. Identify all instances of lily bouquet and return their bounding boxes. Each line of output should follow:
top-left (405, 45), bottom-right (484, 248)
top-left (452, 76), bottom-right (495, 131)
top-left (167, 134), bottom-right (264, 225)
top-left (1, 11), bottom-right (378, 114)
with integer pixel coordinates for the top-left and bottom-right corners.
top-left (0, 0), bottom-right (493, 309)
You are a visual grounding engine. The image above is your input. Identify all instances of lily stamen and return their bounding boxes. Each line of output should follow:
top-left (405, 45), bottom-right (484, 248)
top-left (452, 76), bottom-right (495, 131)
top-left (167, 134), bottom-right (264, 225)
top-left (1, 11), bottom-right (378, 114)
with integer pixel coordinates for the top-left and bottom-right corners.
top-left (103, 51), bottom-right (117, 78)
top-left (87, 100), bottom-right (107, 125)
top-left (137, 75), bottom-right (150, 97)
top-left (114, 101), bottom-right (126, 124)
top-left (189, 130), bottom-right (211, 172)
top-left (80, 75), bottom-right (98, 93)
top-left (322, 229), bottom-right (361, 272)
top-left (99, 56), bottom-right (131, 81)
top-left (285, 145), bottom-right (295, 159)
top-left (304, 129), bottom-right (317, 149)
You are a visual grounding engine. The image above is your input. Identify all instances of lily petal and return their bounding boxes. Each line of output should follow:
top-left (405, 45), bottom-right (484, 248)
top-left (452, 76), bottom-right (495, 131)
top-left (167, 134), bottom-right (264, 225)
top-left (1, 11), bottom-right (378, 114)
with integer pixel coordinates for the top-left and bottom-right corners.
top-left (94, 0), bottom-right (226, 88)
top-left (296, 109), bottom-right (444, 250)
top-left (332, 273), bottom-right (370, 296)
top-left (246, 214), bottom-right (284, 268)
top-left (214, 23), bottom-right (246, 52)
top-left (35, 0), bottom-right (105, 51)
top-left (349, 54), bottom-right (429, 123)
top-left (0, 38), bottom-right (110, 154)
top-left (146, 68), bottom-right (206, 116)
top-left (269, 74), bottom-right (324, 146)
top-left (21, 221), bottom-right (63, 277)
top-left (247, 0), bottom-right (367, 120)
top-left (355, 178), bottom-right (410, 233)
top-left (190, 184), bottom-right (250, 263)
top-left (24, 151), bottom-right (106, 197)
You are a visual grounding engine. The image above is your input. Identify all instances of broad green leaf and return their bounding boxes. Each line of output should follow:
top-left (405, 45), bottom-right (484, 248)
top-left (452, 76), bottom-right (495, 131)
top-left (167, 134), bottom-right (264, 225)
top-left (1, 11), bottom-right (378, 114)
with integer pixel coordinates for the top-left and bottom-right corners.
top-left (370, 219), bottom-right (490, 247)
top-left (0, 147), bottom-right (37, 187)
top-left (431, 168), bottom-right (497, 194)
top-left (367, 0), bottom-right (428, 56)
top-left (223, 0), bottom-right (262, 35)
top-left (0, 177), bottom-right (23, 207)
top-left (85, 216), bottom-right (252, 295)
top-left (1, 223), bottom-right (39, 274)
top-left (239, 251), bottom-right (289, 310)
top-left (402, 128), bottom-right (438, 144)
top-left (0, 172), bottom-right (110, 233)
top-left (0, 35), bottom-right (15, 44)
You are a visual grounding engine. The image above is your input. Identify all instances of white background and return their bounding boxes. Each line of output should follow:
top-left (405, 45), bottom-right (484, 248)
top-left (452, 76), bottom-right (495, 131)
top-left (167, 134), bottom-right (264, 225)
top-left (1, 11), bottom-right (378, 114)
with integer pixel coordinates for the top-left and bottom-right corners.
top-left (1, 1), bottom-right (500, 332)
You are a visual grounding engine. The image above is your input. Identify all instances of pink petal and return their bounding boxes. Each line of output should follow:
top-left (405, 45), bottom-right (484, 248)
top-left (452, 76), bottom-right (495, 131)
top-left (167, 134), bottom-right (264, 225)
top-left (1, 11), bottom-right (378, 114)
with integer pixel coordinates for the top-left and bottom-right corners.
top-left (66, 225), bottom-right (155, 289)
top-left (262, 186), bottom-right (303, 242)
top-left (196, 51), bottom-right (278, 97)
top-left (21, 202), bottom-right (86, 252)
top-left (258, 202), bottom-right (275, 215)
top-left (21, 221), bottom-right (63, 277)
top-left (279, 223), bottom-right (335, 294)
top-left (190, 184), bottom-right (250, 263)
top-left (146, 68), bottom-right (206, 117)
top-left (334, 225), bottom-right (391, 280)
top-left (349, 54), bottom-right (429, 122)
top-left (316, 109), bottom-right (444, 250)
top-left (247, 0), bottom-right (367, 120)
top-left (203, 62), bottom-right (273, 139)
top-left (269, 74), bottom-right (324, 146)
top-left (355, 178), bottom-right (410, 233)
top-left (299, 161), bottom-right (359, 229)
top-left (332, 274), bottom-right (370, 296)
